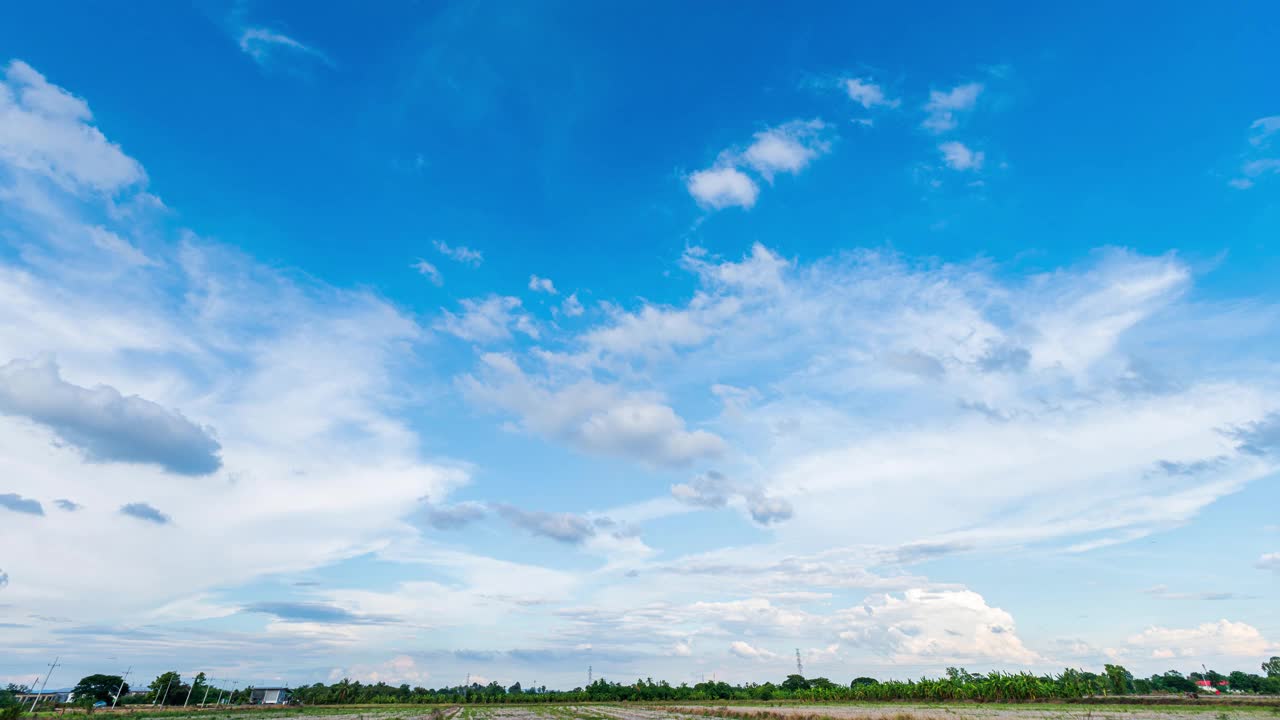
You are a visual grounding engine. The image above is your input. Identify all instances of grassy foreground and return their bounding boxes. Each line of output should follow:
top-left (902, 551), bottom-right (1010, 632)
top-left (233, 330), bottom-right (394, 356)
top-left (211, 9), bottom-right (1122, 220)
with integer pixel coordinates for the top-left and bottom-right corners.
top-left (22, 700), bottom-right (1280, 720)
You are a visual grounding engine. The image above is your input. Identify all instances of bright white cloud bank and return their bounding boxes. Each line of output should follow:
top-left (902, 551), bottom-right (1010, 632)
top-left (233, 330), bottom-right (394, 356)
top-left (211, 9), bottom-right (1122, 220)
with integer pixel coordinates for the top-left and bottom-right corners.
top-left (1, 59), bottom-right (1278, 687)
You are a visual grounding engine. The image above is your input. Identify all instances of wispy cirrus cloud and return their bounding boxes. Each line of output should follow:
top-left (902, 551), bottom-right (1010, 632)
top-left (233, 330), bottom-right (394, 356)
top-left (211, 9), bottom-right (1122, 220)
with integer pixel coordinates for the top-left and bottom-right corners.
top-left (1230, 115), bottom-right (1280, 189)
top-left (238, 27), bottom-right (333, 71)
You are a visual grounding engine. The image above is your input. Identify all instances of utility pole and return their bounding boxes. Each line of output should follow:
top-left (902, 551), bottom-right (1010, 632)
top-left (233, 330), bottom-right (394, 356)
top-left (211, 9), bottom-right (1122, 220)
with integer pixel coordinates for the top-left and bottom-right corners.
top-left (185, 674), bottom-right (200, 707)
top-left (157, 675), bottom-right (175, 707)
top-left (31, 657), bottom-right (60, 713)
top-left (230, 681), bottom-right (239, 705)
top-left (201, 678), bottom-right (215, 707)
top-left (112, 667), bottom-right (132, 709)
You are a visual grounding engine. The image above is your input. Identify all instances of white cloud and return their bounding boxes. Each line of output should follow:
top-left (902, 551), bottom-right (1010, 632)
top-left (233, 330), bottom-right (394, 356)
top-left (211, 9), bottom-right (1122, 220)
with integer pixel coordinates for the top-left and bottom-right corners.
top-left (460, 353), bottom-right (725, 467)
top-left (687, 166), bottom-right (759, 210)
top-left (561, 293), bottom-right (584, 317)
top-left (328, 654), bottom-right (431, 685)
top-left (922, 82), bottom-right (983, 133)
top-left (433, 239), bottom-right (484, 266)
top-left (1258, 552), bottom-right (1280, 572)
top-left (1126, 620), bottom-right (1273, 660)
top-left (238, 27), bottom-right (332, 70)
top-left (838, 589), bottom-right (1040, 664)
top-left (939, 141), bottom-right (985, 171)
top-left (412, 258), bottom-right (443, 286)
top-left (1230, 117), bottom-right (1280, 189)
top-left (528, 274), bottom-right (557, 294)
top-left (671, 470), bottom-right (794, 526)
top-left (742, 120), bottom-right (830, 181)
top-left (687, 119), bottom-right (830, 209)
top-left (844, 78), bottom-right (899, 109)
top-left (0, 61), bottom-right (468, 639)
top-left (729, 640), bottom-right (779, 661)
top-left (0, 61), bottom-right (146, 194)
top-left (435, 295), bottom-right (537, 343)
top-left (1249, 115), bottom-right (1280, 147)
top-left (0, 358), bottom-right (222, 475)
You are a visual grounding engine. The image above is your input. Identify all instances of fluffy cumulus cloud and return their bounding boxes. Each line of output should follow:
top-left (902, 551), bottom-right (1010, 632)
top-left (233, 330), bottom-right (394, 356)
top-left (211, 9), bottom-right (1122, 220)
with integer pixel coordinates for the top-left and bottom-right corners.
top-left (687, 166), bottom-right (759, 210)
top-left (729, 640), bottom-right (778, 661)
top-left (838, 589), bottom-right (1040, 664)
top-left (328, 655), bottom-right (431, 685)
top-left (528, 274), bottom-right (557, 294)
top-left (923, 81), bottom-right (983, 133)
top-left (742, 120), bottom-right (830, 181)
top-left (939, 141), bottom-right (984, 171)
top-left (460, 353), bottom-right (724, 467)
top-left (1125, 620), bottom-right (1273, 660)
top-left (436, 295), bottom-right (538, 343)
top-left (687, 119), bottom-right (830, 209)
top-left (844, 77), bottom-right (899, 109)
top-left (561, 293), bottom-right (584, 317)
top-left (0, 358), bottom-right (222, 475)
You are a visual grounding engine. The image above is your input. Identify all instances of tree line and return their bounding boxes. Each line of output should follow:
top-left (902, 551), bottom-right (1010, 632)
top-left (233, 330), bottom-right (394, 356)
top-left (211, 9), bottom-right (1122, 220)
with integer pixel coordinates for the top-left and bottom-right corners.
top-left (277, 659), bottom-right (1280, 704)
top-left (2, 658), bottom-right (1277, 713)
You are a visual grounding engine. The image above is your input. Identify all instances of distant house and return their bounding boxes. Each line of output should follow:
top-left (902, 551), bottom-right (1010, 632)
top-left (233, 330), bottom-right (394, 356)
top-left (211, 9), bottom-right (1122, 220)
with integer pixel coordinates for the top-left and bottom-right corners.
top-left (1195, 680), bottom-right (1229, 693)
top-left (248, 687), bottom-right (291, 705)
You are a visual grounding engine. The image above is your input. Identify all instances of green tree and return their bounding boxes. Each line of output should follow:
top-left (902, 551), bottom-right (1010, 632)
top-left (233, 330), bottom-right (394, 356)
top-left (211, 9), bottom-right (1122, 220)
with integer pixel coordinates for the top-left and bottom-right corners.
top-left (188, 674), bottom-right (210, 705)
top-left (73, 676), bottom-right (127, 705)
top-left (1103, 664), bottom-right (1133, 695)
top-left (1264, 657), bottom-right (1280, 678)
top-left (147, 672), bottom-right (184, 705)
top-left (781, 674), bottom-right (809, 691)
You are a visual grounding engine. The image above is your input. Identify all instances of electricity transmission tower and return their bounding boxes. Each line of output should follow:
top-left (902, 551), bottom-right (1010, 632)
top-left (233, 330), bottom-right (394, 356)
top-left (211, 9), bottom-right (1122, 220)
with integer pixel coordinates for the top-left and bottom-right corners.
top-left (588, 666), bottom-right (592, 685)
top-left (795, 648), bottom-right (803, 676)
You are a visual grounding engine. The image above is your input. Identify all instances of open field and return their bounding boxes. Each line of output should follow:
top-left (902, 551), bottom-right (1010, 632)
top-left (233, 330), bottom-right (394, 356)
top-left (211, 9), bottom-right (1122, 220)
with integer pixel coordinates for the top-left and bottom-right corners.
top-left (28, 701), bottom-right (1280, 720)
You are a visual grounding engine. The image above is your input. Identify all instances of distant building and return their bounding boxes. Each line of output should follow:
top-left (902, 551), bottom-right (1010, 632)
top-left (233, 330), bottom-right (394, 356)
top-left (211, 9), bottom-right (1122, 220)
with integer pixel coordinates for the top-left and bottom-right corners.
top-left (248, 687), bottom-right (292, 705)
top-left (1195, 680), bottom-right (1229, 693)
top-left (15, 690), bottom-right (73, 704)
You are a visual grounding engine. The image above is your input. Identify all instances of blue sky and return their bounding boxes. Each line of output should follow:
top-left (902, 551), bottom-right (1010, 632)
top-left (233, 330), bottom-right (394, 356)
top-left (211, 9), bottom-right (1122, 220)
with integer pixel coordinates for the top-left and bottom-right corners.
top-left (1, 0), bottom-right (1278, 691)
